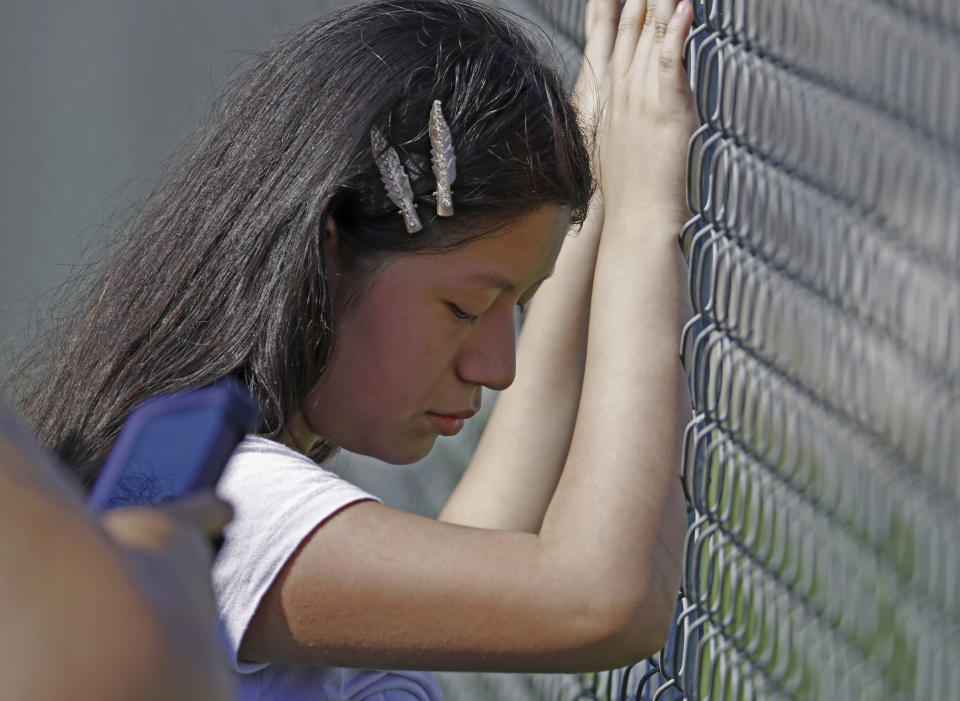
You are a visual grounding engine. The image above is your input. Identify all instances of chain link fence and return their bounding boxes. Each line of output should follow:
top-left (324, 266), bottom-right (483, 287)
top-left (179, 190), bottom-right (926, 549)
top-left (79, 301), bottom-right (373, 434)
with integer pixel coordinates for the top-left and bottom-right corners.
top-left (672, 1), bottom-right (960, 697)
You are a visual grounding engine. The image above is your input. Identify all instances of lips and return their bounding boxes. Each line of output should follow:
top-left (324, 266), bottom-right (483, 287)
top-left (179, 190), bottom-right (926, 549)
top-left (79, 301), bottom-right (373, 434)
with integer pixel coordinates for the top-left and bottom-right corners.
top-left (425, 409), bottom-right (476, 436)
top-left (430, 408), bottom-right (477, 420)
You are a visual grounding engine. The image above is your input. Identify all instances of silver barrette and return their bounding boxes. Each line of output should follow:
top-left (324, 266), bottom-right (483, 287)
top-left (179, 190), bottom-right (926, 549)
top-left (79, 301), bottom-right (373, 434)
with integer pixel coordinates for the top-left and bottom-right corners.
top-left (370, 127), bottom-right (423, 234)
top-left (428, 100), bottom-right (457, 217)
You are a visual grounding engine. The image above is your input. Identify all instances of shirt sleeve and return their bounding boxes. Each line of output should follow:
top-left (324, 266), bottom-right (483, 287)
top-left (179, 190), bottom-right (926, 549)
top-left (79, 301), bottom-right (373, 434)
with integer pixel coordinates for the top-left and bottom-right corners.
top-left (212, 436), bottom-right (380, 673)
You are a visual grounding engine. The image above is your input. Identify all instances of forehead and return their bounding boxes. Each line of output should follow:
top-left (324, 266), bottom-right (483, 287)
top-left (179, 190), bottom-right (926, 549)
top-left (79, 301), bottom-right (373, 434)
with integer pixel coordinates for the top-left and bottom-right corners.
top-left (356, 205), bottom-right (569, 301)
top-left (418, 205), bottom-right (569, 286)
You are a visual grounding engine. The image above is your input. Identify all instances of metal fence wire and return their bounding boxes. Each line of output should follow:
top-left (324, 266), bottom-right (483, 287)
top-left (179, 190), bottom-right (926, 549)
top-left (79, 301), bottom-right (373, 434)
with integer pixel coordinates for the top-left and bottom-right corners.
top-left (512, 0), bottom-right (960, 699)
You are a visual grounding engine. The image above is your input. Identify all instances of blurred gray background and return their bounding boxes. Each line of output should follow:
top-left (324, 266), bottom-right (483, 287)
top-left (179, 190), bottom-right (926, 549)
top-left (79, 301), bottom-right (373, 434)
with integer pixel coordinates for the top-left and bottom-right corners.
top-left (1, 0), bottom-right (354, 376)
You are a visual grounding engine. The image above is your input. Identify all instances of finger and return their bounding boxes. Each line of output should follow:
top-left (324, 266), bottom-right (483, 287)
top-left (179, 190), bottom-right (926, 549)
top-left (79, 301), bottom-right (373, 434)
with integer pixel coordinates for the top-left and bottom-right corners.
top-left (161, 490), bottom-right (234, 539)
top-left (652, 0), bottom-right (678, 43)
top-left (611, 0), bottom-right (649, 77)
top-left (575, 0), bottom-right (620, 146)
top-left (581, 0), bottom-right (619, 75)
top-left (658, 1), bottom-right (694, 110)
top-left (100, 499), bottom-right (225, 619)
top-left (635, 0), bottom-right (675, 68)
top-left (574, 0), bottom-right (619, 109)
top-left (584, 0), bottom-right (619, 52)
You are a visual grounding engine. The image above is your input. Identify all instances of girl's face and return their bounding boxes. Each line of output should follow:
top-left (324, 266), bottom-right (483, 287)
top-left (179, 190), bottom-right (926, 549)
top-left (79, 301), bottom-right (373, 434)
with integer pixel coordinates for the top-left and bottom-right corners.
top-left (299, 205), bottom-right (569, 464)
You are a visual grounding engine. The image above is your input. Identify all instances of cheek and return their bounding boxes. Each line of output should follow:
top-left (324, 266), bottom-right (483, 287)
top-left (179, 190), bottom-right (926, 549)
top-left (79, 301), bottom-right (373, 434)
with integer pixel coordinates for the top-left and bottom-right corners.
top-left (340, 292), bottom-right (450, 408)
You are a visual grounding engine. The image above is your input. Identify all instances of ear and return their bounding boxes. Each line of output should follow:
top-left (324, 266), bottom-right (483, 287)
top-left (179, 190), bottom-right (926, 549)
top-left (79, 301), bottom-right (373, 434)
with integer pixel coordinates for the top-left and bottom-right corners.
top-left (323, 216), bottom-right (343, 277)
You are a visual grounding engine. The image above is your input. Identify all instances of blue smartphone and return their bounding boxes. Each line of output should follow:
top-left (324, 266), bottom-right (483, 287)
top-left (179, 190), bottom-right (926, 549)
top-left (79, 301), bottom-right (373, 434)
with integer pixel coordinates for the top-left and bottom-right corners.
top-left (88, 381), bottom-right (258, 511)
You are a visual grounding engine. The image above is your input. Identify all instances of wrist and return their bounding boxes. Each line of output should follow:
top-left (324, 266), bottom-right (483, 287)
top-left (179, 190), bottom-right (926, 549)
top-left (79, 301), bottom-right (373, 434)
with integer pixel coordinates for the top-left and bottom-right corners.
top-left (600, 208), bottom-right (686, 249)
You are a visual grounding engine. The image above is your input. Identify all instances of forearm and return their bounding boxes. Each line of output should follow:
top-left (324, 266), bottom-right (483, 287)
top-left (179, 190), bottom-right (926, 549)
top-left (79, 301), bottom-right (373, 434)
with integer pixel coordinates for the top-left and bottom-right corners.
top-left (539, 214), bottom-right (690, 637)
top-left (439, 200), bottom-right (603, 531)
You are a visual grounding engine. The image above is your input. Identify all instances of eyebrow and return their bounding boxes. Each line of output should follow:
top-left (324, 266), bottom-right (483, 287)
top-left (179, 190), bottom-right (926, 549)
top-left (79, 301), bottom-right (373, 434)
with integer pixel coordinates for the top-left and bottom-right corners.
top-left (464, 272), bottom-right (516, 293)
top-left (464, 269), bottom-right (556, 294)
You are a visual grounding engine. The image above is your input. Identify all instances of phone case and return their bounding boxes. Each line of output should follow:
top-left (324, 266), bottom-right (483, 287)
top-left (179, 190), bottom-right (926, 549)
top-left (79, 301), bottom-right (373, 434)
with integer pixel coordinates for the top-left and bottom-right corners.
top-left (88, 381), bottom-right (258, 511)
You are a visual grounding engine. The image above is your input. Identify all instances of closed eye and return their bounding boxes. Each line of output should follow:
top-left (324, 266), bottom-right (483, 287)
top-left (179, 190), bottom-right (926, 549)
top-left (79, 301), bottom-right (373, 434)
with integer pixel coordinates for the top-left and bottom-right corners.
top-left (446, 302), bottom-right (478, 325)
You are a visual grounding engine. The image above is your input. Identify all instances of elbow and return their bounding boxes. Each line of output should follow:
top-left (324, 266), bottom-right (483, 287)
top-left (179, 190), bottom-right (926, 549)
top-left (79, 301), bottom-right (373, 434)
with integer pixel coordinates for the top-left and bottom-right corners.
top-left (538, 534), bottom-right (684, 671)
top-left (557, 571), bottom-right (679, 671)
top-left (621, 590), bottom-right (677, 663)
top-left (589, 587), bottom-right (677, 668)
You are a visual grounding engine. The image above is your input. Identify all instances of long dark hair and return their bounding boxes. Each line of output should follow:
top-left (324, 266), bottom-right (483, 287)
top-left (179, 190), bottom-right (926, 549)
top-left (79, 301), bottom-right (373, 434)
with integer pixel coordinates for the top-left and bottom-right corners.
top-left (12, 0), bottom-right (592, 487)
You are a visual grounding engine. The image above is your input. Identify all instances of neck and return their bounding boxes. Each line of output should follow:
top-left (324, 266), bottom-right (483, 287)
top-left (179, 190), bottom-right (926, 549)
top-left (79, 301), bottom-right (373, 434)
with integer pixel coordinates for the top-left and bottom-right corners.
top-left (278, 411), bottom-right (321, 455)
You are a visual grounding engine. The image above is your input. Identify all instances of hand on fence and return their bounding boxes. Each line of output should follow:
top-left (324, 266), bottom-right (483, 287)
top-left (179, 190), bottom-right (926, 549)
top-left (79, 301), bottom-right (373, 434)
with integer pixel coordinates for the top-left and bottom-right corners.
top-left (573, 0), bottom-right (619, 165)
top-left (595, 0), bottom-right (696, 231)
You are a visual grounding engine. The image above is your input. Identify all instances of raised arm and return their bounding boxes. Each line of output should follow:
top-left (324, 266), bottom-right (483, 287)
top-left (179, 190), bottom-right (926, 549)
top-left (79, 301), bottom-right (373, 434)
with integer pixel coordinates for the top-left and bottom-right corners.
top-left (438, 0), bottom-right (618, 532)
top-left (538, 0), bottom-right (696, 646)
top-left (243, 0), bottom-right (694, 672)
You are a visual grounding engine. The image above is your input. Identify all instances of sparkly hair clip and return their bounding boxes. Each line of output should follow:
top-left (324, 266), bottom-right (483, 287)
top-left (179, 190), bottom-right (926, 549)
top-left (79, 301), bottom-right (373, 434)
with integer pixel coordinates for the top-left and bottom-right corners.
top-left (370, 100), bottom-right (458, 233)
top-left (371, 126), bottom-right (423, 234)
top-left (429, 100), bottom-right (457, 217)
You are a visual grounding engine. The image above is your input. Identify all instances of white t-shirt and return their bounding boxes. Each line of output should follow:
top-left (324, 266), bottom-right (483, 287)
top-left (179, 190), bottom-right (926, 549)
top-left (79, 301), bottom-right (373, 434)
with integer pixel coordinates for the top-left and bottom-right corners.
top-left (213, 435), bottom-right (443, 701)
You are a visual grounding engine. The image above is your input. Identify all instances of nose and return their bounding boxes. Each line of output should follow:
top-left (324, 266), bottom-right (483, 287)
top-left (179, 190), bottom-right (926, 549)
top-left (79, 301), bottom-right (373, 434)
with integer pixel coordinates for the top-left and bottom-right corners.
top-left (455, 311), bottom-right (517, 391)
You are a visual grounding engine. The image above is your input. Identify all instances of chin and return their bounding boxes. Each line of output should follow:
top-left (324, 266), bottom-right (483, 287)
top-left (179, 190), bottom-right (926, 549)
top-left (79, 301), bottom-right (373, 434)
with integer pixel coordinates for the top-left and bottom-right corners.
top-left (349, 434), bottom-right (439, 466)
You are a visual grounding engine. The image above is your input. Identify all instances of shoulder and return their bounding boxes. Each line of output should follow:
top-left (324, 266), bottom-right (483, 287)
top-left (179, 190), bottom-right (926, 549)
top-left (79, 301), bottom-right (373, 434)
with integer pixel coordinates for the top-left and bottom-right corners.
top-left (213, 436), bottom-right (379, 672)
top-left (218, 434), bottom-right (378, 524)
top-left (221, 436), bottom-right (355, 493)
top-left (230, 434), bottom-right (316, 465)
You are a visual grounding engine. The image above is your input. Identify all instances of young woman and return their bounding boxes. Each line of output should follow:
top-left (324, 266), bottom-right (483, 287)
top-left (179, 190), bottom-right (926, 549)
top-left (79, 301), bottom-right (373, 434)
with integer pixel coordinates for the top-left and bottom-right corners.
top-left (14, 0), bottom-right (695, 697)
